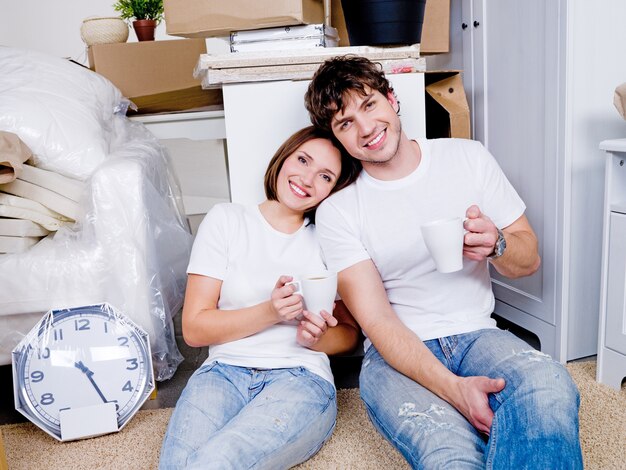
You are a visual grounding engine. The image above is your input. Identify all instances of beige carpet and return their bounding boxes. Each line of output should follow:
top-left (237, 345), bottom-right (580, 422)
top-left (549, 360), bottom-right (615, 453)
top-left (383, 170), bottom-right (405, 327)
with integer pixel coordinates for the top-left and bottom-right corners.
top-left (2, 361), bottom-right (624, 469)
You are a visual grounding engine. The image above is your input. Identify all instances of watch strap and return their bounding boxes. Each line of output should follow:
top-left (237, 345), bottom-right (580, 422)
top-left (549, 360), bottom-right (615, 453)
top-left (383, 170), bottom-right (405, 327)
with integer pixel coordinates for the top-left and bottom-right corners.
top-left (488, 228), bottom-right (506, 259)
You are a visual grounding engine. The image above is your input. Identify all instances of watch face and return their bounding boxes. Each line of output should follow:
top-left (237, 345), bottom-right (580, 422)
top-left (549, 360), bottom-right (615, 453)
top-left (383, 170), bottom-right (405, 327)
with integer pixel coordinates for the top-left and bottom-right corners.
top-left (12, 304), bottom-right (154, 440)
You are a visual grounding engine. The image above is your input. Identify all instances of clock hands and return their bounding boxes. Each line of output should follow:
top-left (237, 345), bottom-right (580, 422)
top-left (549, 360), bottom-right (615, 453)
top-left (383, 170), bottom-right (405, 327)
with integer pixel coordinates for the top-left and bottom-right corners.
top-left (74, 361), bottom-right (109, 404)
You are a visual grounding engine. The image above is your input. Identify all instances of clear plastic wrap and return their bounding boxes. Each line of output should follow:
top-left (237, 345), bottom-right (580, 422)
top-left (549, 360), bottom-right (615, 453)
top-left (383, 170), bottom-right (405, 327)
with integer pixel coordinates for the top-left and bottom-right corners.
top-left (12, 303), bottom-right (155, 441)
top-left (0, 47), bottom-right (191, 381)
top-left (0, 46), bottom-right (124, 180)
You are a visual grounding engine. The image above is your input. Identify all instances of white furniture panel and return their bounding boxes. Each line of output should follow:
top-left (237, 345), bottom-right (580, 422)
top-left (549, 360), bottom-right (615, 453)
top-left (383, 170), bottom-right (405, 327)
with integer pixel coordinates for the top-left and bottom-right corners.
top-left (597, 139), bottom-right (626, 390)
top-left (446, 0), bottom-right (626, 361)
top-left (606, 213), bottom-right (626, 356)
top-left (131, 110), bottom-right (226, 141)
top-left (130, 111), bottom-right (230, 235)
top-left (222, 73), bottom-right (426, 205)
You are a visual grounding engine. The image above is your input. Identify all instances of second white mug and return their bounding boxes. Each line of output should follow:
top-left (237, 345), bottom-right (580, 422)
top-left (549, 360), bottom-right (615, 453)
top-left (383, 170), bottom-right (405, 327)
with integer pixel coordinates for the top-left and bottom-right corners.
top-left (288, 272), bottom-right (337, 317)
top-left (420, 217), bottom-right (465, 273)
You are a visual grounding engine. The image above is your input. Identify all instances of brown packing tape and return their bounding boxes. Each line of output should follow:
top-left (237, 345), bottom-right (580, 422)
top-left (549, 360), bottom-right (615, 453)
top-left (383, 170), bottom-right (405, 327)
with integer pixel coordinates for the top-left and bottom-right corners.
top-left (425, 72), bottom-right (470, 139)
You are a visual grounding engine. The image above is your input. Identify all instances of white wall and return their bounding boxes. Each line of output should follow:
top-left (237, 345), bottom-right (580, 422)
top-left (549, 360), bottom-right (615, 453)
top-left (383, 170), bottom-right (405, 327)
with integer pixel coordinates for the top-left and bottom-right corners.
top-left (0, 0), bottom-right (229, 64)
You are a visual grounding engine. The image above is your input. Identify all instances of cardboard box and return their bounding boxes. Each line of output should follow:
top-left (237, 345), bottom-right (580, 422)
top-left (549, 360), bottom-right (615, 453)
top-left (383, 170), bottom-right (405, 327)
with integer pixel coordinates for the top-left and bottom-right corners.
top-left (331, 0), bottom-right (450, 54)
top-left (88, 39), bottom-right (223, 114)
top-left (425, 71), bottom-right (470, 139)
top-left (420, 0), bottom-right (450, 53)
top-left (164, 0), bottom-right (324, 38)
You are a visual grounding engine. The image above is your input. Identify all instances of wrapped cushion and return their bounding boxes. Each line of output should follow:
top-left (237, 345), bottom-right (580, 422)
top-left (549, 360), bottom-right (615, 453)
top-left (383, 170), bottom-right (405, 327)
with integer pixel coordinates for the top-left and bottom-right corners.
top-left (0, 47), bottom-right (124, 180)
top-left (0, 193), bottom-right (71, 231)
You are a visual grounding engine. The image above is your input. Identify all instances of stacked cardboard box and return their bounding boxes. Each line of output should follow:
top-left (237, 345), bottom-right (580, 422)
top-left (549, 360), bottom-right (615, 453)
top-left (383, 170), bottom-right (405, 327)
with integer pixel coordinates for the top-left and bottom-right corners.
top-left (87, 39), bottom-right (223, 115)
top-left (164, 0), bottom-right (450, 54)
top-left (164, 0), bottom-right (324, 38)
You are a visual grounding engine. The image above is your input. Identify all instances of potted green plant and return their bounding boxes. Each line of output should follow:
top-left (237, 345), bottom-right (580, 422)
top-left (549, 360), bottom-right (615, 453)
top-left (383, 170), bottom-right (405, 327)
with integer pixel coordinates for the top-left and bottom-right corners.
top-left (113, 0), bottom-right (164, 42)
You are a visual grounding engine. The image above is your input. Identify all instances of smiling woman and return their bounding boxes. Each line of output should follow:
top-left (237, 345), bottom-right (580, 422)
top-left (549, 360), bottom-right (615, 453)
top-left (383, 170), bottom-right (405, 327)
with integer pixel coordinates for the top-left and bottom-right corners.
top-left (157, 125), bottom-right (361, 470)
top-left (263, 126), bottom-right (359, 226)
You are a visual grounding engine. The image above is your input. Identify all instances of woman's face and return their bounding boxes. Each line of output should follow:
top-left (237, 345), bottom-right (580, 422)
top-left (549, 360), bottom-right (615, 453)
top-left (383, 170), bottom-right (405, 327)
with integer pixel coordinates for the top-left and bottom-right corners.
top-left (276, 137), bottom-right (342, 213)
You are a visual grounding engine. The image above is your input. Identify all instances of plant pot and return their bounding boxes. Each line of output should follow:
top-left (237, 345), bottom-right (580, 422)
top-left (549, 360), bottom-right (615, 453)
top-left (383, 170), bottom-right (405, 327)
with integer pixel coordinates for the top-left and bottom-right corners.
top-left (132, 19), bottom-right (157, 41)
top-left (340, 0), bottom-right (427, 46)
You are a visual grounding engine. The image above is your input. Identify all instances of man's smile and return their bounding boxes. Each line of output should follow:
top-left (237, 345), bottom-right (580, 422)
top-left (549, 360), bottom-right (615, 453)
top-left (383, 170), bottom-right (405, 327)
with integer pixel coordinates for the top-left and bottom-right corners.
top-left (365, 129), bottom-right (386, 149)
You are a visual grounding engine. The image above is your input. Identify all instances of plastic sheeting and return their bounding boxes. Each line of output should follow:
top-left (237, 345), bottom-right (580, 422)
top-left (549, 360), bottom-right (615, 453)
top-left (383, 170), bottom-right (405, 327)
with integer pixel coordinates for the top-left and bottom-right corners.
top-left (0, 46), bottom-right (192, 381)
top-left (12, 303), bottom-right (156, 441)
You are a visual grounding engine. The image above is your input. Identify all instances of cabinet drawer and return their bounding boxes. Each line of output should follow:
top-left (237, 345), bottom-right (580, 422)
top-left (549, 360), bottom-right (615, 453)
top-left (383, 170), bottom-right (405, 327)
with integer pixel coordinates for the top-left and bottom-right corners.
top-left (606, 212), bottom-right (626, 355)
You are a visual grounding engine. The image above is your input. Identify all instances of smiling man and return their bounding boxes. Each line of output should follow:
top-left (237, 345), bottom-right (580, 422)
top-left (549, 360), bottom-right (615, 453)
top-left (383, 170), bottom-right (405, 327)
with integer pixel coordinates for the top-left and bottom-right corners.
top-left (305, 55), bottom-right (583, 469)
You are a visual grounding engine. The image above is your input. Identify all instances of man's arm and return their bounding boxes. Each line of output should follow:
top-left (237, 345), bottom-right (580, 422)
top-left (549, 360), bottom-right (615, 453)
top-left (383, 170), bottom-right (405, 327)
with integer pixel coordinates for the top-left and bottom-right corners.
top-left (463, 205), bottom-right (541, 278)
top-left (340, 259), bottom-right (505, 434)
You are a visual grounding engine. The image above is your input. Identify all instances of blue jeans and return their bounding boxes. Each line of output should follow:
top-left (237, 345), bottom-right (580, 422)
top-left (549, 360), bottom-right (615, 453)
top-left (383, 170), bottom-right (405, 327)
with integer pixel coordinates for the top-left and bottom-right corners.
top-left (158, 362), bottom-right (336, 470)
top-left (360, 329), bottom-right (583, 469)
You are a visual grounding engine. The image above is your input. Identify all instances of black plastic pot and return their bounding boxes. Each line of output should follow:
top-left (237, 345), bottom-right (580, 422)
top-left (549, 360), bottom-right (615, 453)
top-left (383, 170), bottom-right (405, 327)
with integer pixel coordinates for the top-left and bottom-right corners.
top-left (341, 0), bottom-right (427, 46)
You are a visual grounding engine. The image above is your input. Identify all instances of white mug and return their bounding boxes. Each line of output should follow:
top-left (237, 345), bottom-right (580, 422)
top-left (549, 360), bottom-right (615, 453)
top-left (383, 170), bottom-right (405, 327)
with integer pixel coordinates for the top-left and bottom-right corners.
top-left (288, 272), bottom-right (337, 317)
top-left (420, 216), bottom-right (465, 273)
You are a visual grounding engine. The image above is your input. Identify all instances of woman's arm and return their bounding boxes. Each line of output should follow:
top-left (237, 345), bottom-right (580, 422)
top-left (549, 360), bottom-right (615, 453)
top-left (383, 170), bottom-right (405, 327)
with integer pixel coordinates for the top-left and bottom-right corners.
top-left (182, 273), bottom-right (304, 347)
top-left (296, 300), bottom-right (360, 355)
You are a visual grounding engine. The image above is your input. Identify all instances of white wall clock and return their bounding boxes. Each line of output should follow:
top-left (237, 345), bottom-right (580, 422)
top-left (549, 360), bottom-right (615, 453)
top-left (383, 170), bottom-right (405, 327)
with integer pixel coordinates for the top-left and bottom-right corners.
top-left (12, 303), bottom-right (154, 441)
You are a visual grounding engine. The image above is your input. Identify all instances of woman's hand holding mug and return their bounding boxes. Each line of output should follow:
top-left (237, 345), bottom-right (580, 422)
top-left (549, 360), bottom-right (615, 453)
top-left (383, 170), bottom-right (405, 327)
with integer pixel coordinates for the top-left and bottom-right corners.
top-left (296, 309), bottom-right (338, 348)
top-left (269, 275), bottom-right (304, 323)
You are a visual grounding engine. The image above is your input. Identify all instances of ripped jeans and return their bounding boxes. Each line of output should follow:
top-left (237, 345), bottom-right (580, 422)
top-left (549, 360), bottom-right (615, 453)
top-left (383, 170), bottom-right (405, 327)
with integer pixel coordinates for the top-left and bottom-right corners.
top-left (159, 362), bottom-right (336, 470)
top-left (360, 329), bottom-right (583, 470)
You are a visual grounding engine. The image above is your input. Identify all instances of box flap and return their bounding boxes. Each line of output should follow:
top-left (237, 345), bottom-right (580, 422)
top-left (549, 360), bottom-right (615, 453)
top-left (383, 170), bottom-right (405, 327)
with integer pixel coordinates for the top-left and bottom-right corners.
top-left (420, 0), bottom-right (450, 53)
top-left (426, 72), bottom-right (470, 139)
top-left (128, 86), bottom-right (223, 115)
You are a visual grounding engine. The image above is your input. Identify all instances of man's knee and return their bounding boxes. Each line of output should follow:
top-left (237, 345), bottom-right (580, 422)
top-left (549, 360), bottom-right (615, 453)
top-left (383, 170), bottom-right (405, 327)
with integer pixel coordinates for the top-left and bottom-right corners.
top-left (496, 351), bottom-right (580, 433)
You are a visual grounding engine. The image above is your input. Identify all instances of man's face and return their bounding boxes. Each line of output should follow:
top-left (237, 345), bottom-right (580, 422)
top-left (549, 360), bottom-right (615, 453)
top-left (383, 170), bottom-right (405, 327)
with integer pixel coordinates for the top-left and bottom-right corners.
top-left (330, 87), bottom-right (402, 166)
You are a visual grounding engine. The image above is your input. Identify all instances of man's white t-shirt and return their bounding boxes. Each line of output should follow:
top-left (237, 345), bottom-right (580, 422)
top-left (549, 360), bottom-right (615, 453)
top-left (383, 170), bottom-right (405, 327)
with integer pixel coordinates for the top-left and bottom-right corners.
top-left (315, 138), bottom-right (526, 349)
top-left (187, 203), bottom-right (334, 384)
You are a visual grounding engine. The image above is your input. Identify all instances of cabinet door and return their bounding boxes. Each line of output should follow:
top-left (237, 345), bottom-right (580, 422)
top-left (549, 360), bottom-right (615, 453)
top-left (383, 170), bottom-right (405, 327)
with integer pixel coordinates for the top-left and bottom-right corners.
top-left (606, 212), bottom-right (626, 356)
top-left (464, 0), bottom-right (561, 327)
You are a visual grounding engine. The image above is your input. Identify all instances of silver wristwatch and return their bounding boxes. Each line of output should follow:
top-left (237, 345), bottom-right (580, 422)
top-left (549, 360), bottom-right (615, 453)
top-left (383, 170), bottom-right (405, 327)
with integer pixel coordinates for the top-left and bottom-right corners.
top-left (488, 228), bottom-right (506, 259)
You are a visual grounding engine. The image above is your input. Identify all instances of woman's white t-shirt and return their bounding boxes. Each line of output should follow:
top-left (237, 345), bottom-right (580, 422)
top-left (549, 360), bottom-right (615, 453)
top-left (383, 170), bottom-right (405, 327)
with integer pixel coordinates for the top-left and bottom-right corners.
top-left (187, 203), bottom-right (333, 384)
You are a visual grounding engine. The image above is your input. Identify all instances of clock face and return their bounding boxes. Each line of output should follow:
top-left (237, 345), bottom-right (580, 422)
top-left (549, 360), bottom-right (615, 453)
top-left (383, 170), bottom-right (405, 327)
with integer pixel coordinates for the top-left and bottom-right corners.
top-left (12, 304), bottom-right (154, 440)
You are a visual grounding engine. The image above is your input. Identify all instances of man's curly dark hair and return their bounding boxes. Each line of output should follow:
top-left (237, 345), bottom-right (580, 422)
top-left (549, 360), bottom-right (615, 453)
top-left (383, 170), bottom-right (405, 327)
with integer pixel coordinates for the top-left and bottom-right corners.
top-left (305, 55), bottom-right (394, 133)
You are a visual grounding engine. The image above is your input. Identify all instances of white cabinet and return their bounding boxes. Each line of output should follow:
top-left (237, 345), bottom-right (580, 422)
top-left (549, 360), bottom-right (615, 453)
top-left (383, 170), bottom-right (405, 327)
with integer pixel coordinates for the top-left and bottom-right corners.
top-left (597, 139), bottom-right (626, 390)
top-left (441, 0), bottom-right (626, 361)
